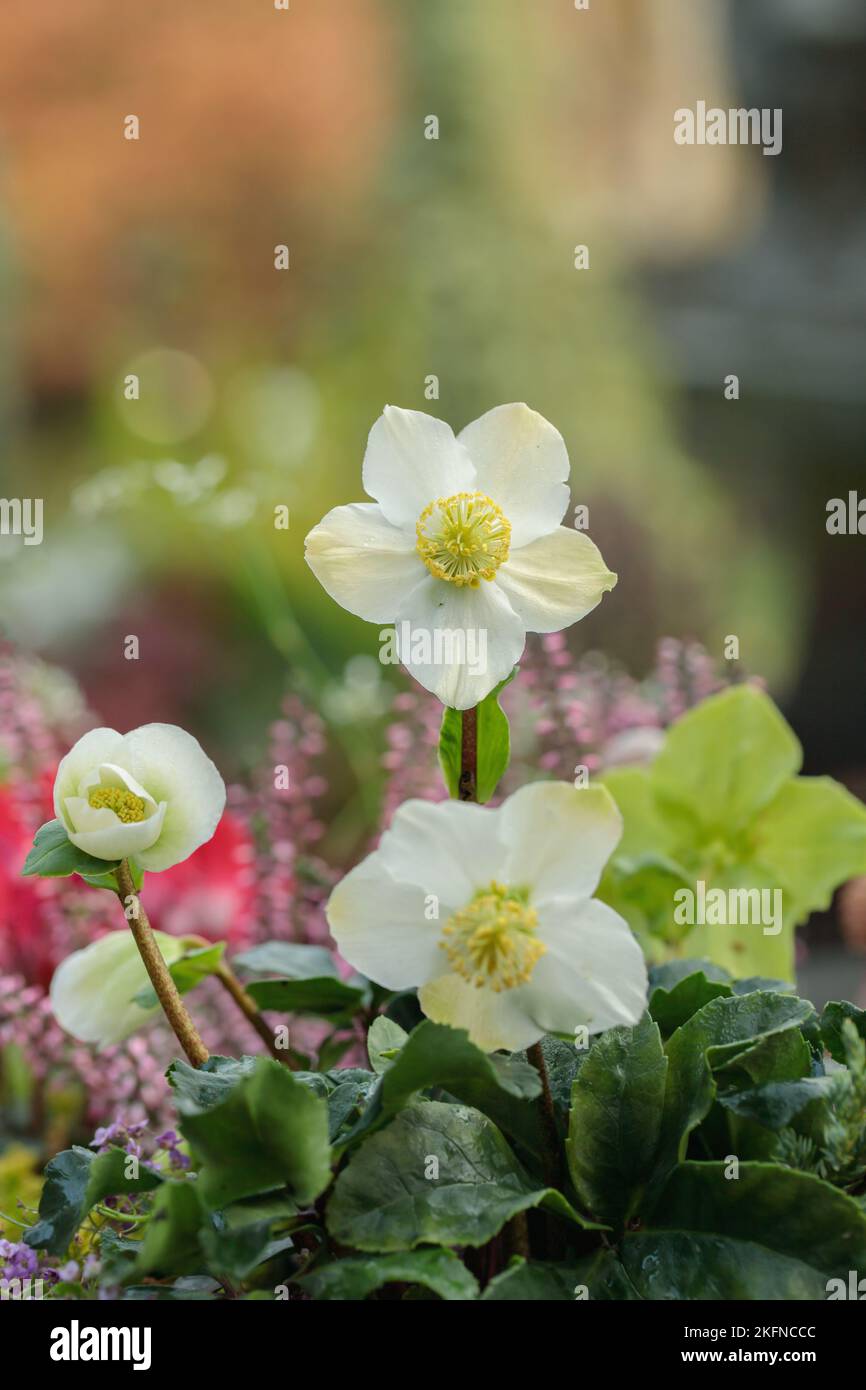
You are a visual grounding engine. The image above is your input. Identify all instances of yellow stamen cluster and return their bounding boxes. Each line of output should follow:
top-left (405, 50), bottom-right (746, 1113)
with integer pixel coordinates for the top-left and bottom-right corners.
top-left (441, 881), bottom-right (545, 992)
top-left (88, 787), bottom-right (148, 823)
top-left (416, 491), bottom-right (511, 587)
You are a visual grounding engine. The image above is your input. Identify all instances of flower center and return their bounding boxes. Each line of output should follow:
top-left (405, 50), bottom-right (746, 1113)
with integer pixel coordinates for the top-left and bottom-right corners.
top-left (88, 787), bottom-right (148, 823)
top-left (416, 491), bottom-right (511, 587)
top-left (440, 881), bottom-right (545, 992)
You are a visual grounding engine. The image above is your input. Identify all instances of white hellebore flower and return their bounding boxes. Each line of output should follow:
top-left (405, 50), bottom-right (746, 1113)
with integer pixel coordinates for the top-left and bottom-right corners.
top-left (53, 724), bottom-right (226, 872)
top-left (51, 930), bottom-right (186, 1048)
top-left (326, 782), bottom-right (647, 1052)
top-left (305, 404), bottom-right (616, 708)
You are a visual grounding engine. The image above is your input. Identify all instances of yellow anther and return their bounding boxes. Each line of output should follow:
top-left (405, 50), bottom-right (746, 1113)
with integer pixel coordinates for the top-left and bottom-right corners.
top-left (416, 491), bottom-right (511, 587)
top-left (440, 880), bottom-right (545, 992)
top-left (88, 787), bottom-right (148, 824)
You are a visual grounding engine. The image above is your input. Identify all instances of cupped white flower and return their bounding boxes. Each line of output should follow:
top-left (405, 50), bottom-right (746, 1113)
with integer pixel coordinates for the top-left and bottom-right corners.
top-left (50, 930), bottom-right (187, 1048)
top-left (326, 782), bottom-right (647, 1052)
top-left (304, 404), bottom-right (617, 708)
top-left (53, 723), bottom-right (226, 871)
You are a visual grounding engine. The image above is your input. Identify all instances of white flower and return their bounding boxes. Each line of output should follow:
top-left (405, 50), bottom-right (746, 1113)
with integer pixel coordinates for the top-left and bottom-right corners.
top-left (326, 782), bottom-right (647, 1052)
top-left (305, 404), bottom-right (616, 708)
top-left (50, 930), bottom-right (187, 1048)
top-left (53, 724), bottom-right (226, 871)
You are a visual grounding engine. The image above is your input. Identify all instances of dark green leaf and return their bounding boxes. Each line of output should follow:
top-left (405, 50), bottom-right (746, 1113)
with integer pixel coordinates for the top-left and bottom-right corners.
top-left (25, 1147), bottom-right (162, 1256)
top-left (337, 1022), bottom-right (541, 1155)
top-left (821, 1001), bottom-right (866, 1063)
top-left (177, 1057), bottom-right (331, 1209)
top-left (297, 1248), bottom-right (478, 1301)
top-left (567, 1017), bottom-right (667, 1227)
top-left (131, 1182), bottom-right (206, 1278)
top-left (326, 1101), bottom-right (592, 1252)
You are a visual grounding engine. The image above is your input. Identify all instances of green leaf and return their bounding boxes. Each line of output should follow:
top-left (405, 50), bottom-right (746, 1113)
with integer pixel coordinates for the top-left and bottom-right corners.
top-left (79, 858), bottom-right (145, 893)
top-left (167, 1054), bottom-right (259, 1113)
top-left (326, 1101), bottom-right (592, 1253)
top-left (234, 941), bottom-right (369, 1020)
top-left (21, 819), bottom-right (120, 880)
top-left (338, 1021), bottom-right (542, 1155)
top-left (651, 685), bottom-right (801, 835)
top-left (718, 1076), bottom-right (835, 1131)
top-left (177, 1057), bottom-right (331, 1210)
top-left (297, 1248), bottom-right (478, 1301)
top-left (753, 777), bottom-right (866, 926)
top-left (621, 1161), bottom-right (866, 1299)
top-left (246, 977), bottom-right (368, 1020)
top-left (25, 1147), bottom-right (162, 1256)
top-left (481, 1258), bottom-right (583, 1301)
top-left (437, 669), bottom-right (515, 803)
top-left (567, 1017), bottom-right (668, 1228)
top-left (821, 1001), bottom-right (866, 1062)
top-left (367, 1016), bottom-right (409, 1074)
top-left (199, 1195), bottom-right (298, 1281)
top-left (649, 970), bottom-right (733, 1037)
top-left (653, 992), bottom-right (815, 1197)
top-left (233, 942), bottom-right (340, 979)
top-left (134, 942), bottom-right (226, 1009)
top-left (131, 1181), bottom-right (206, 1278)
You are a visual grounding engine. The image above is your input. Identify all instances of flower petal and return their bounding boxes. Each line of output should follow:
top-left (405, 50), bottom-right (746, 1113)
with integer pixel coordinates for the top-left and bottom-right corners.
top-left (114, 724), bottom-right (226, 871)
top-left (458, 403), bottom-right (570, 547)
top-left (64, 798), bottom-right (166, 860)
top-left (362, 406), bottom-right (474, 529)
top-left (53, 727), bottom-right (124, 822)
top-left (50, 930), bottom-right (186, 1049)
top-left (326, 852), bottom-right (445, 990)
top-left (418, 971), bottom-right (542, 1052)
top-left (500, 782), bottom-right (622, 903)
top-left (395, 573), bottom-right (525, 709)
top-left (522, 897), bottom-right (648, 1036)
top-left (377, 798), bottom-right (507, 911)
top-left (497, 527), bottom-right (617, 633)
top-left (304, 502), bottom-right (421, 622)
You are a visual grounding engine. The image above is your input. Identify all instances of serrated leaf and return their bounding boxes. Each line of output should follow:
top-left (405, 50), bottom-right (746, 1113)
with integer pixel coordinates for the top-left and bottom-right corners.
top-left (821, 1000), bottom-right (866, 1062)
top-left (177, 1057), bottom-right (331, 1210)
top-left (651, 685), bottom-right (801, 835)
top-left (25, 1147), bottom-right (162, 1256)
top-left (326, 1101), bottom-right (595, 1253)
top-left (623, 1161), bottom-right (866, 1299)
top-left (338, 1021), bottom-right (541, 1155)
top-left (567, 1017), bottom-right (668, 1228)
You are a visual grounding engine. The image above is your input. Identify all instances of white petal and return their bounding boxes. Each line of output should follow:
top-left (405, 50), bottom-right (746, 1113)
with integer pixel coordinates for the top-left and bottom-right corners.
top-left (50, 930), bottom-right (186, 1049)
top-left (418, 971), bottom-right (542, 1052)
top-left (395, 574), bottom-right (525, 709)
top-left (377, 799), bottom-right (507, 911)
top-left (458, 404), bottom-right (570, 547)
top-left (522, 897), bottom-right (648, 1036)
top-left (362, 406), bottom-right (474, 529)
top-left (64, 799), bottom-right (167, 861)
top-left (497, 527), bottom-right (617, 633)
top-left (500, 782), bottom-right (622, 903)
top-left (114, 724), bottom-right (226, 871)
top-left (326, 852), bottom-right (445, 990)
top-left (304, 502), bottom-right (421, 622)
top-left (53, 727), bottom-right (124, 823)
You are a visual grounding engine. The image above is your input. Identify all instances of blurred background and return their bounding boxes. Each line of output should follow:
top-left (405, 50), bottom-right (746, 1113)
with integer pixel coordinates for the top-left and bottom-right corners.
top-left (1, 0), bottom-right (865, 1008)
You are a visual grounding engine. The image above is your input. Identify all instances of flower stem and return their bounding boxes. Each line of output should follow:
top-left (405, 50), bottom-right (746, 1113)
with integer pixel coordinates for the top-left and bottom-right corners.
top-left (213, 961), bottom-right (299, 1070)
top-left (527, 1040), bottom-right (566, 1259)
top-left (458, 706), bottom-right (477, 801)
top-left (114, 860), bottom-right (210, 1068)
